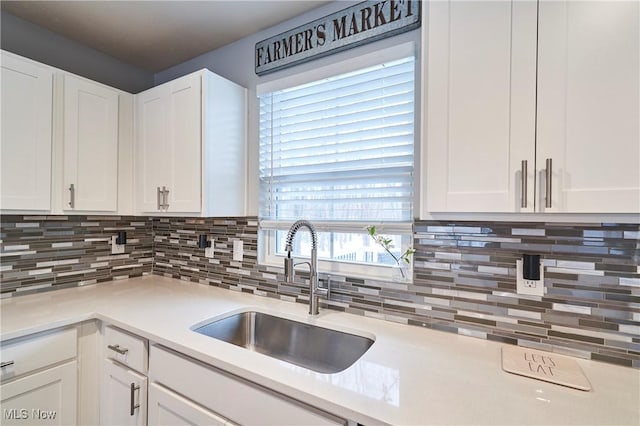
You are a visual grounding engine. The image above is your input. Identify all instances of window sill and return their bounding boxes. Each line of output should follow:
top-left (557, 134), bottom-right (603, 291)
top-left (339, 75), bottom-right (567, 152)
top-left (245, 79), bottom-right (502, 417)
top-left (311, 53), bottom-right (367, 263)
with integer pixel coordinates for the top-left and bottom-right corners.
top-left (259, 254), bottom-right (413, 285)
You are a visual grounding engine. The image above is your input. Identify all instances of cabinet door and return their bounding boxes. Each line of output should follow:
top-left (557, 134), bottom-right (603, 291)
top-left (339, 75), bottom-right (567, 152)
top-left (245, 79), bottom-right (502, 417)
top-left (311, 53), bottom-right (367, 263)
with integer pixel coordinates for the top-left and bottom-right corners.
top-left (0, 52), bottom-right (53, 211)
top-left (101, 359), bottom-right (147, 426)
top-left (166, 73), bottom-right (201, 213)
top-left (0, 361), bottom-right (77, 425)
top-left (136, 84), bottom-right (170, 212)
top-left (424, 1), bottom-right (537, 213)
top-left (148, 383), bottom-right (232, 426)
top-left (536, 1), bottom-right (640, 213)
top-left (63, 74), bottom-right (119, 211)
top-left (135, 73), bottom-right (202, 214)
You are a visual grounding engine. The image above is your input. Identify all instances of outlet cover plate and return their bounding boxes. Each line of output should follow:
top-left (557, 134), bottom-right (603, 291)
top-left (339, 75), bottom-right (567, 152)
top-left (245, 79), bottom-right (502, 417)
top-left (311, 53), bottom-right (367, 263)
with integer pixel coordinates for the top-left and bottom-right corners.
top-left (516, 259), bottom-right (544, 296)
top-left (205, 240), bottom-right (215, 259)
top-left (111, 236), bottom-right (125, 255)
top-left (233, 240), bottom-right (243, 261)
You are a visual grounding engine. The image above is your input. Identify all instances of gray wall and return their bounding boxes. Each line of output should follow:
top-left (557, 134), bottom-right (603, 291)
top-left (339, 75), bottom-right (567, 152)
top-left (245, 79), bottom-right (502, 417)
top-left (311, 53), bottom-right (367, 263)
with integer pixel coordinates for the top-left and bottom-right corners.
top-left (154, 1), bottom-right (422, 216)
top-left (1, 11), bottom-right (154, 93)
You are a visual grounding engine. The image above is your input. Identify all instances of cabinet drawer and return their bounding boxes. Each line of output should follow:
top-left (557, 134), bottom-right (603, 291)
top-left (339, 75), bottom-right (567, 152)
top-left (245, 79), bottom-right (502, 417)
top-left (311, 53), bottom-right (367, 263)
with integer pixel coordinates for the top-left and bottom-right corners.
top-left (0, 328), bottom-right (77, 382)
top-left (149, 383), bottom-right (235, 426)
top-left (104, 325), bottom-right (147, 373)
top-left (149, 345), bottom-right (345, 426)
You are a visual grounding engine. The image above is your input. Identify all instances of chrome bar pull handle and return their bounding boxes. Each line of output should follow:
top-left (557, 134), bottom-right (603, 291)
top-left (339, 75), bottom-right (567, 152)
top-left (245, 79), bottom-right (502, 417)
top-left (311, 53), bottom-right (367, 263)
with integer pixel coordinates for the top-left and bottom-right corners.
top-left (130, 382), bottom-right (140, 416)
top-left (68, 184), bottom-right (75, 208)
top-left (0, 361), bottom-right (14, 368)
top-left (545, 158), bottom-right (552, 208)
top-left (162, 187), bottom-right (169, 210)
top-left (521, 160), bottom-right (528, 208)
top-left (107, 344), bottom-right (128, 355)
top-left (157, 187), bottom-right (162, 210)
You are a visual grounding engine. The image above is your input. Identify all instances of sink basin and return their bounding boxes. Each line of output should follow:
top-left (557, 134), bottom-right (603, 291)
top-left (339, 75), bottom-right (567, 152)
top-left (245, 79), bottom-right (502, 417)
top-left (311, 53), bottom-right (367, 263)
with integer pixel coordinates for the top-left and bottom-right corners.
top-left (192, 311), bottom-right (374, 374)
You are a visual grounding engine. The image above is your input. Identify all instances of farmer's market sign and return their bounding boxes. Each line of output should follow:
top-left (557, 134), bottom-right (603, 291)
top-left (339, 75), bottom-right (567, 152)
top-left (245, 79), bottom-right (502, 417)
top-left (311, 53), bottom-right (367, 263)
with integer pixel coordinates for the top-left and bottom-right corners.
top-left (255, 0), bottom-right (421, 75)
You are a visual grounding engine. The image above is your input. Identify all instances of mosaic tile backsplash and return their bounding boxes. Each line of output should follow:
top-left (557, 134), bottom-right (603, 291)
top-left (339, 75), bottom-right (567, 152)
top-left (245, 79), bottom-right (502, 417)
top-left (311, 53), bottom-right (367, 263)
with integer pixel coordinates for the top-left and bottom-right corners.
top-left (2, 215), bottom-right (639, 368)
top-left (0, 215), bottom-right (152, 295)
top-left (153, 217), bottom-right (640, 368)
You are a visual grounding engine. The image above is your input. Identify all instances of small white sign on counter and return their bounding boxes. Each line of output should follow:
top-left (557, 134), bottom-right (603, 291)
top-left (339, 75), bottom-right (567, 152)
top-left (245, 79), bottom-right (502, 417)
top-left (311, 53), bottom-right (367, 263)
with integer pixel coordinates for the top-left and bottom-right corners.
top-left (502, 346), bottom-right (592, 391)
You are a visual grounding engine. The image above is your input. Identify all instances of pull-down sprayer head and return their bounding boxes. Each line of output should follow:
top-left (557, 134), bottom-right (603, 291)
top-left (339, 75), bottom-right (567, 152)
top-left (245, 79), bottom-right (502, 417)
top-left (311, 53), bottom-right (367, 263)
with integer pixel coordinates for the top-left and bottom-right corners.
top-left (283, 220), bottom-right (317, 284)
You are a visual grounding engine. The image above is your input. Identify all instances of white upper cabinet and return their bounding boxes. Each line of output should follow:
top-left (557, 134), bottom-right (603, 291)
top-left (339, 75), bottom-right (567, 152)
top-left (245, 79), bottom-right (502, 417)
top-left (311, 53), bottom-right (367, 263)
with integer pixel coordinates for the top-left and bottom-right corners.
top-left (135, 82), bottom-right (171, 212)
top-left (423, 0), bottom-right (639, 215)
top-left (136, 73), bottom-right (201, 213)
top-left (536, 0), bottom-right (639, 213)
top-left (0, 50), bottom-right (133, 215)
top-left (425, 0), bottom-right (537, 213)
top-left (166, 73), bottom-right (201, 213)
top-left (63, 74), bottom-right (119, 211)
top-left (1, 51), bottom-right (54, 211)
top-left (135, 70), bottom-right (246, 216)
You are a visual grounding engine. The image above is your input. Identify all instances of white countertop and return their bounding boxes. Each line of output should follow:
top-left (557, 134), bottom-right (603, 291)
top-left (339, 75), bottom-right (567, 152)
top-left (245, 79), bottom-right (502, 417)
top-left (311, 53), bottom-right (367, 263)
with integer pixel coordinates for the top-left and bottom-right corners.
top-left (1, 276), bottom-right (638, 425)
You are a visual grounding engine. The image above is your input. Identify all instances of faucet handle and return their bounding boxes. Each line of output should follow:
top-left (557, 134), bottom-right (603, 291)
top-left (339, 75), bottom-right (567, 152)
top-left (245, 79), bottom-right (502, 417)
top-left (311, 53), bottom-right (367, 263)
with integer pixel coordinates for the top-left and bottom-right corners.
top-left (318, 275), bottom-right (332, 300)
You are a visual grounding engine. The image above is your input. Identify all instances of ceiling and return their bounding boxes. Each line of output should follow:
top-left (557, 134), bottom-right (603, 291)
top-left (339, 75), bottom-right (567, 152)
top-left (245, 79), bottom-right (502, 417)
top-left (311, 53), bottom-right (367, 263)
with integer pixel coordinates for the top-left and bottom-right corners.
top-left (1, 1), bottom-right (333, 72)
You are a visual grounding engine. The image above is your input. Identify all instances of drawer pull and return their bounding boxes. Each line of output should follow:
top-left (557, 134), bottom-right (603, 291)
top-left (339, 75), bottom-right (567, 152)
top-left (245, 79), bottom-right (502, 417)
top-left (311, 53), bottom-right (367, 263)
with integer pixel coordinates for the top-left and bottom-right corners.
top-left (107, 344), bottom-right (129, 355)
top-left (521, 160), bottom-right (528, 208)
top-left (130, 382), bottom-right (140, 416)
top-left (0, 361), bottom-right (14, 368)
top-left (545, 158), bottom-right (552, 208)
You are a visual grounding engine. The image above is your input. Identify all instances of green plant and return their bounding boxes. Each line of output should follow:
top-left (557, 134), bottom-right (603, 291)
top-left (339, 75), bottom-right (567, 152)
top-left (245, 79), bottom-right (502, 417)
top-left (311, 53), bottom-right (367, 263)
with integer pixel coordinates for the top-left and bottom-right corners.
top-left (366, 226), bottom-right (416, 266)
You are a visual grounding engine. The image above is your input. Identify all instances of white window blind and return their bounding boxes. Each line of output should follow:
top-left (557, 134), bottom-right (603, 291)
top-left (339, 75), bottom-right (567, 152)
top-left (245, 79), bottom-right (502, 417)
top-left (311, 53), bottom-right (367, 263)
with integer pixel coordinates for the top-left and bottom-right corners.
top-left (259, 56), bottom-right (415, 224)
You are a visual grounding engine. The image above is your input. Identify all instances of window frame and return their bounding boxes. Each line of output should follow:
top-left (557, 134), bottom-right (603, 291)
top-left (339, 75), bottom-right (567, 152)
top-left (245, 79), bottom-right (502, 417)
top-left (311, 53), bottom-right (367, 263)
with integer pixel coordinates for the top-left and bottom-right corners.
top-left (259, 221), bottom-right (414, 281)
top-left (257, 42), bottom-right (417, 281)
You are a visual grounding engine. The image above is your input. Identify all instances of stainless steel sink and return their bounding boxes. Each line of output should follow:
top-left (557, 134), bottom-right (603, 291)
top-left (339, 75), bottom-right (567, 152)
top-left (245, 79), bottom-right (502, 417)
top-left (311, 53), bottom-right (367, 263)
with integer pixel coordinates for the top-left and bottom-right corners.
top-left (192, 311), bottom-right (374, 374)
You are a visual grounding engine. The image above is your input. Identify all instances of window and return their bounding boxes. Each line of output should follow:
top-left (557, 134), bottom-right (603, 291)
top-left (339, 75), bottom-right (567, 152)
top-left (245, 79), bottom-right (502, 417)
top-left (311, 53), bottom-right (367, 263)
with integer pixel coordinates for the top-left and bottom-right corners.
top-left (258, 49), bottom-right (415, 279)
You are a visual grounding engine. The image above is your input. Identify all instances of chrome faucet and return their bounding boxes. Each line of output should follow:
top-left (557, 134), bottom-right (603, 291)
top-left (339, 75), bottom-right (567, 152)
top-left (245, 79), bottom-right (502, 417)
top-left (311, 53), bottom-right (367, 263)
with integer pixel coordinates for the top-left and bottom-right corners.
top-left (284, 220), bottom-right (329, 315)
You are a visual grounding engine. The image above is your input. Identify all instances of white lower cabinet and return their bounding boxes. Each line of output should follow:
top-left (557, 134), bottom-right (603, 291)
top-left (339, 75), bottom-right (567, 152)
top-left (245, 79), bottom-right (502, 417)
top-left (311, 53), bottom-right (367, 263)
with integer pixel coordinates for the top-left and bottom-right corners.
top-left (0, 328), bottom-right (78, 425)
top-left (2, 360), bottom-right (78, 425)
top-left (100, 325), bottom-right (149, 426)
top-left (2, 324), bottom-right (352, 426)
top-left (101, 359), bottom-right (147, 426)
top-left (149, 345), bottom-right (346, 426)
top-left (148, 383), bottom-right (233, 426)
top-left (1, 362), bottom-right (77, 426)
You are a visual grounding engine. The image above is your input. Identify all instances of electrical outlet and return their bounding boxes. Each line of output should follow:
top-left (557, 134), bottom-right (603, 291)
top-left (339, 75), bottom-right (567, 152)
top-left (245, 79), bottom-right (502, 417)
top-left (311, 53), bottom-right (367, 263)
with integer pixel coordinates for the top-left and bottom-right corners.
top-left (205, 239), bottom-right (215, 259)
top-left (516, 259), bottom-right (544, 296)
top-left (233, 240), bottom-right (243, 261)
top-left (111, 236), bottom-right (125, 255)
